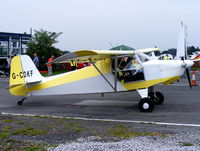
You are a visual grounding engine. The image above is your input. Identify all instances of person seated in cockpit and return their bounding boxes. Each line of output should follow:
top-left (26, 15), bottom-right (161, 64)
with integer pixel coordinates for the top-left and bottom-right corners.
top-left (124, 59), bottom-right (141, 72)
top-left (129, 60), bottom-right (139, 70)
top-left (118, 57), bottom-right (129, 69)
top-left (124, 59), bottom-right (143, 82)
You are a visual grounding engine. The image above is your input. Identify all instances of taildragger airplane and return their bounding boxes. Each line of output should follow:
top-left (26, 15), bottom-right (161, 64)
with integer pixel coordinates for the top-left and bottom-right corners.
top-left (8, 47), bottom-right (194, 112)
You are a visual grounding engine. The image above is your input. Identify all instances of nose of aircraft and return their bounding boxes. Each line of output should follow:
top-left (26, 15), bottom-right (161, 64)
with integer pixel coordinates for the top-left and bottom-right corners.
top-left (184, 60), bottom-right (194, 68)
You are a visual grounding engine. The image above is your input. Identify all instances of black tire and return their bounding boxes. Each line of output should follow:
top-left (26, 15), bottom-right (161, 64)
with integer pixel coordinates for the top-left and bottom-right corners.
top-left (17, 101), bottom-right (23, 105)
top-left (154, 91), bottom-right (164, 105)
top-left (148, 92), bottom-right (154, 100)
top-left (138, 98), bottom-right (155, 112)
top-left (148, 91), bottom-right (164, 105)
top-left (17, 98), bottom-right (25, 106)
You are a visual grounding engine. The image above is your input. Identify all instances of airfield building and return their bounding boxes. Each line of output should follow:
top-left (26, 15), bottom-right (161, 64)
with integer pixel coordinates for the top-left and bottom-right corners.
top-left (0, 32), bottom-right (31, 59)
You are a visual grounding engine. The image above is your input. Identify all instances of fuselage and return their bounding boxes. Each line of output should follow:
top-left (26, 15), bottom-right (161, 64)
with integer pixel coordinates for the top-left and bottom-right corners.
top-left (24, 59), bottom-right (192, 96)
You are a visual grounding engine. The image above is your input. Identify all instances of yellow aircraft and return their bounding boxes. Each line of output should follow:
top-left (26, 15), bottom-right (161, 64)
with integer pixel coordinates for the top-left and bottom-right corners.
top-left (8, 47), bottom-right (193, 112)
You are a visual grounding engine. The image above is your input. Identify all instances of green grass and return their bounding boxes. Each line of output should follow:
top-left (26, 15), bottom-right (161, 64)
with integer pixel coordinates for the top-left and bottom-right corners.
top-left (12, 126), bottom-right (46, 136)
top-left (15, 121), bottom-right (26, 124)
top-left (5, 139), bottom-right (17, 144)
top-left (41, 70), bottom-right (68, 76)
top-left (192, 68), bottom-right (199, 71)
top-left (1, 119), bottom-right (14, 123)
top-left (0, 139), bottom-right (52, 151)
top-left (64, 123), bottom-right (89, 132)
top-left (24, 143), bottom-right (58, 151)
top-left (0, 131), bottom-right (9, 138)
top-left (0, 126), bottom-right (13, 139)
top-left (107, 125), bottom-right (167, 138)
top-left (24, 145), bottom-right (47, 151)
top-left (2, 126), bottom-right (13, 132)
top-left (90, 128), bottom-right (101, 136)
top-left (181, 142), bottom-right (193, 146)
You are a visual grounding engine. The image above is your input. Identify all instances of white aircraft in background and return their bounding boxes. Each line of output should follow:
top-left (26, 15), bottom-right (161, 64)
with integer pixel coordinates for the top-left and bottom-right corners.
top-left (146, 51), bottom-right (174, 60)
top-left (189, 51), bottom-right (200, 61)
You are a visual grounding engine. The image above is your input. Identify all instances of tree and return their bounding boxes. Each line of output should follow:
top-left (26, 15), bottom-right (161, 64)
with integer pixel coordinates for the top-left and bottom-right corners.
top-left (187, 46), bottom-right (196, 55)
top-left (26, 29), bottom-right (63, 70)
top-left (162, 48), bottom-right (176, 56)
top-left (162, 46), bottom-right (200, 56)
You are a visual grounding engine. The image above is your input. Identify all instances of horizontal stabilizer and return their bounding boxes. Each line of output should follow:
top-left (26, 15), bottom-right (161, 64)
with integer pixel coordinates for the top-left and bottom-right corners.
top-left (7, 83), bottom-right (23, 90)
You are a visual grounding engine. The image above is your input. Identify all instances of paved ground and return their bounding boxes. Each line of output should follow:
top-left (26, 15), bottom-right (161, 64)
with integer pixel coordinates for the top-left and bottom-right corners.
top-left (1, 76), bottom-right (200, 125)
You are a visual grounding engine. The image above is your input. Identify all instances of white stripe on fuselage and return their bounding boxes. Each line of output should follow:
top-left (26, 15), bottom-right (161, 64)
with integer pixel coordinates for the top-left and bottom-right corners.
top-left (30, 73), bottom-right (125, 96)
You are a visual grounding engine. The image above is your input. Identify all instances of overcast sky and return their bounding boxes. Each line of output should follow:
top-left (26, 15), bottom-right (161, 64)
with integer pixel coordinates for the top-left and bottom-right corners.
top-left (1, 0), bottom-right (200, 51)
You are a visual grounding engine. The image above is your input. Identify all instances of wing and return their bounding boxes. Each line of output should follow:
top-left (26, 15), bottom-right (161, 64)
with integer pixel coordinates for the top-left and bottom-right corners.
top-left (47, 48), bottom-right (159, 64)
top-left (139, 48), bottom-right (159, 53)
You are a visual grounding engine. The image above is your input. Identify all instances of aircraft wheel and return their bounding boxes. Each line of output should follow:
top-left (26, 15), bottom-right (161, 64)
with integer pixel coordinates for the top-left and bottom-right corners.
top-left (17, 101), bottom-right (23, 105)
top-left (149, 91), bottom-right (164, 105)
top-left (17, 98), bottom-right (26, 106)
top-left (155, 91), bottom-right (164, 104)
top-left (138, 98), bottom-right (154, 112)
top-left (148, 92), bottom-right (154, 99)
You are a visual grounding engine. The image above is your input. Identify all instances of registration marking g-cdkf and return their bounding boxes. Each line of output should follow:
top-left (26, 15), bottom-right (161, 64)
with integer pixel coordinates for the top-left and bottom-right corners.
top-left (12, 70), bottom-right (33, 79)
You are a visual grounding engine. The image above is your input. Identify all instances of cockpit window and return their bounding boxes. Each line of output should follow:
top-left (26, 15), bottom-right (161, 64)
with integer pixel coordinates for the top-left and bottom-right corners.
top-left (112, 54), bottom-right (145, 83)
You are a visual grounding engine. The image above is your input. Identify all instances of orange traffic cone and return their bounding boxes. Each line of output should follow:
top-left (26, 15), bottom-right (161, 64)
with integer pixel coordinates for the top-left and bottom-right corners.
top-left (191, 71), bottom-right (198, 86)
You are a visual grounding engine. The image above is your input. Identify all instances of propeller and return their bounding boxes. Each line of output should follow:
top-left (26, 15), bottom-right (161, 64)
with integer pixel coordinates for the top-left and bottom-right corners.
top-left (185, 68), bottom-right (192, 89)
top-left (178, 22), bottom-right (193, 89)
top-left (181, 57), bottom-right (192, 89)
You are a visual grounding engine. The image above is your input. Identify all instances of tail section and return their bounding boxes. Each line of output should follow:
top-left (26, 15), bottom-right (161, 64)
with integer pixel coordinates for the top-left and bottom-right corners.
top-left (9, 55), bottom-right (43, 95)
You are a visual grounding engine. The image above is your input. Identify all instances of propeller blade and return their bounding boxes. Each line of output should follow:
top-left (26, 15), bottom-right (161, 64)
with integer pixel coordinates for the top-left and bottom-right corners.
top-left (185, 68), bottom-right (192, 89)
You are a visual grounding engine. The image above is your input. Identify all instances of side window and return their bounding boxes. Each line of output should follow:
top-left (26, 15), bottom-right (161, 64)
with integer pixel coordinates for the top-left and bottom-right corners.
top-left (112, 56), bottom-right (145, 83)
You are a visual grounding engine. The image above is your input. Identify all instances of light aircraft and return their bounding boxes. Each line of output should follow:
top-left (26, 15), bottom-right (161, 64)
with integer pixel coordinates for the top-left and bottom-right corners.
top-left (8, 46), bottom-right (193, 112)
top-left (146, 51), bottom-right (174, 60)
top-left (189, 51), bottom-right (200, 61)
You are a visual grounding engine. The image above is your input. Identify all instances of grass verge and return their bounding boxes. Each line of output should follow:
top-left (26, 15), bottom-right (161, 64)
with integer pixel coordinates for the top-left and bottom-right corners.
top-left (181, 142), bottom-right (193, 146)
top-left (107, 125), bottom-right (167, 138)
top-left (0, 138), bottom-right (55, 151)
top-left (12, 126), bottom-right (46, 136)
top-left (64, 122), bottom-right (89, 132)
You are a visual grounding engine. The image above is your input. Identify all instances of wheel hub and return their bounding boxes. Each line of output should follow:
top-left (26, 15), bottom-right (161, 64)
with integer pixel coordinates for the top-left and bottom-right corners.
top-left (143, 103), bottom-right (149, 109)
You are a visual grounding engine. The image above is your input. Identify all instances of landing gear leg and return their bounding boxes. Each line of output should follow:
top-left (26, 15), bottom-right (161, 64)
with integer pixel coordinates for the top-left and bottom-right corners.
top-left (148, 86), bottom-right (164, 105)
top-left (17, 97), bottom-right (26, 105)
top-left (137, 88), bottom-right (154, 112)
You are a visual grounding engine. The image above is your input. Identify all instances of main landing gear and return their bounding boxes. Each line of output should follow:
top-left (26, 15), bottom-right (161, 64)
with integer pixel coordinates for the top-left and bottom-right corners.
top-left (138, 97), bottom-right (155, 112)
top-left (148, 91), bottom-right (164, 105)
top-left (137, 88), bottom-right (164, 112)
top-left (17, 97), bottom-right (26, 105)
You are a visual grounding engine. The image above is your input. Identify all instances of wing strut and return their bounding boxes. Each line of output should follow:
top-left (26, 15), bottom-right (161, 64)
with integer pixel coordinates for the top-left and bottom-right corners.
top-left (89, 58), bottom-right (116, 92)
top-left (114, 55), bottom-right (118, 92)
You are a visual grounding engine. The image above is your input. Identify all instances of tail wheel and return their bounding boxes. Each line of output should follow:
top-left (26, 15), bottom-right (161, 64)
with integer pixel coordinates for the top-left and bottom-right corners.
top-left (148, 91), bottom-right (164, 105)
top-left (138, 98), bottom-right (154, 112)
top-left (17, 101), bottom-right (23, 105)
top-left (17, 98), bottom-right (26, 106)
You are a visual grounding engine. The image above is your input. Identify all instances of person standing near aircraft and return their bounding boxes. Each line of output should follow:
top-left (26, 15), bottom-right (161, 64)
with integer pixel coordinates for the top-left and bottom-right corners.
top-left (33, 53), bottom-right (39, 69)
top-left (71, 60), bottom-right (77, 71)
top-left (164, 54), bottom-right (169, 60)
top-left (47, 55), bottom-right (54, 76)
